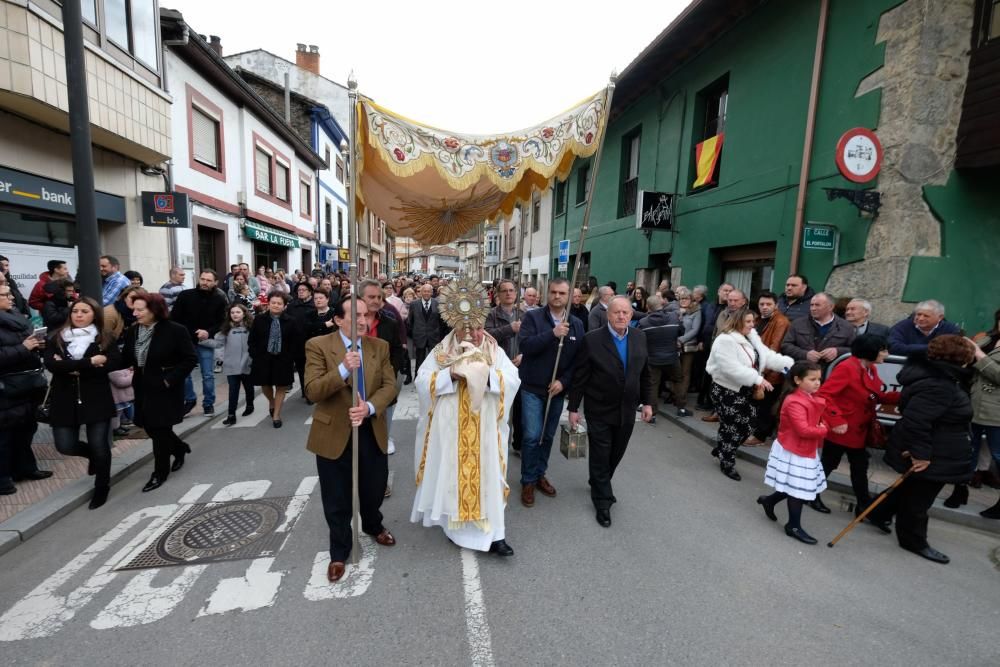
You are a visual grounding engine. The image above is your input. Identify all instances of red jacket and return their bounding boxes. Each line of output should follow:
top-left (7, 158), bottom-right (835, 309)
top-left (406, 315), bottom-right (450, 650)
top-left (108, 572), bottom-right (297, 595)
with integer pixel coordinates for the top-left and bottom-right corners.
top-left (818, 355), bottom-right (900, 449)
top-left (28, 272), bottom-right (52, 312)
top-left (776, 390), bottom-right (829, 458)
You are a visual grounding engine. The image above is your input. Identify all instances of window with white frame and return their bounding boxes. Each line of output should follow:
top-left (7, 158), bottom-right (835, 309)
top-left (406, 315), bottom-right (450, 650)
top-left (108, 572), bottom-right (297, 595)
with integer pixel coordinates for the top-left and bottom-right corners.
top-left (275, 162), bottom-right (289, 201)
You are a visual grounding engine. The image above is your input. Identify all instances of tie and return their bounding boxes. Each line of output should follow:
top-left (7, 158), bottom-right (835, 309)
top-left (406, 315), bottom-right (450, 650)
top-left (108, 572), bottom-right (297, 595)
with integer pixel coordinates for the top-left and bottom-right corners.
top-left (424, 301), bottom-right (430, 314)
top-left (349, 341), bottom-right (366, 401)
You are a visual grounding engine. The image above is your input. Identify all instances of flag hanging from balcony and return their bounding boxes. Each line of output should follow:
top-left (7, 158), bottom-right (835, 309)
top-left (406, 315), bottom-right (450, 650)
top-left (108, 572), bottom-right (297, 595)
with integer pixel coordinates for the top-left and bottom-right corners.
top-left (692, 133), bottom-right (724, 188)
top-left (354, 88), bottom-right (610, 245)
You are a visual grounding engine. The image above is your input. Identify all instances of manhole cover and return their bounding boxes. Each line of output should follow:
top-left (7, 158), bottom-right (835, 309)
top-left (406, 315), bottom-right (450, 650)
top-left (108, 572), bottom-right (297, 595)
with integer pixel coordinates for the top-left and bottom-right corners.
top-left (118, 497), bottom-right (293, 570)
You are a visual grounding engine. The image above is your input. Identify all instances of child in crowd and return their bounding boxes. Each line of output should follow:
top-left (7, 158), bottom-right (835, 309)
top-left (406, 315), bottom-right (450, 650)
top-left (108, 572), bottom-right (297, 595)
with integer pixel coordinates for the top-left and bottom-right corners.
top-left (757, 361), bottom-right (844, 545)
top-left (216, 304), bottom-right (255, 426)
top-left (109, 367), bottom-right (134, 436)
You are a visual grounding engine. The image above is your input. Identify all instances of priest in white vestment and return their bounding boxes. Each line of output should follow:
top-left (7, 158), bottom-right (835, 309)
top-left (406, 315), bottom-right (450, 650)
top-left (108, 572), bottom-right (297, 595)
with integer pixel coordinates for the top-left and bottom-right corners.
top-left (411, 326), bottom-right (520, 555)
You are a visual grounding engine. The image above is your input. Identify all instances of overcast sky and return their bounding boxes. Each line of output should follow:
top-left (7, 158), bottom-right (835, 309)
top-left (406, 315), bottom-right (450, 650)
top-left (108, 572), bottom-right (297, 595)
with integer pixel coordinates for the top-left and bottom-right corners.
top-left (164, 0), bottom-right (689, 134)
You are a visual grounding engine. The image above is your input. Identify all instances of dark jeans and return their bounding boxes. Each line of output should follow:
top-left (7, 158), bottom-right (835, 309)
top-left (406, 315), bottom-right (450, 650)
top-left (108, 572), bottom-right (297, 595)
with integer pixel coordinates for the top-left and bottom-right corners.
top-left (145, 427), bottom-right (188, 479)
top-left (751, 385), bottom-right (782, 441)
top-left (869, 475), bottom-right (945, 551)
top-left (53, 421), bottom-right (112, 488)
top-left (0, 418), bottom-right (39, 485)
top-left (227, 374), bottom-right (254, 415)
top-left (316, 421), bottom-right (388, 562)
top-left (520, 390), bottom-right (564, 485)
top-left (414, 346), bottom-right (433, 376)
top-left (820, 442), bottom-right (871, 504)
top-left (587, 419), bottom-right (635, 510)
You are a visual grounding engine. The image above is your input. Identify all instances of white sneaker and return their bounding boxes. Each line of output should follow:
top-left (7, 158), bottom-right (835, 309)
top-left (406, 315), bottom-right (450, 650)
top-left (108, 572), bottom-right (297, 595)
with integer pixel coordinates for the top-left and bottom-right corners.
top-left (387, 438), bottom-right (396, 455)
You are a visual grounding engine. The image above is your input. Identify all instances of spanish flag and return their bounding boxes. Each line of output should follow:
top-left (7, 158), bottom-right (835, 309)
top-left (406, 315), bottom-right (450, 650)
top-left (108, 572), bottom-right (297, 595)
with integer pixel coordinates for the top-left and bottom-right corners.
top-left (692, 133), bottom-right (724, 188)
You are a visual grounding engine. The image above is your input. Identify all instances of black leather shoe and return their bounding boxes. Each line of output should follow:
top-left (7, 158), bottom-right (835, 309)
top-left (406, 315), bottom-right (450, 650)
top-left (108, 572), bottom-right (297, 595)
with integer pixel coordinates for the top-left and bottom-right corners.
top-left (183, 399), bottom-right (197, 415)
top-left (808, 497), bottom-right (831, 514)
top-left (403, 376), bottom-right (413, 385)
top-left (903, 545), bottom-right (950, 564)
top-left (488, 539), bottom-right (514, 556)
top-left (18, 470), bottom-right (53, 481)
top-left (720, 465), bottom-right (741, 481)
top-left (142, 475), bottom-right (165, 492)
top-left (222, 415), bottom-right (237, 426)
top-left (171, 443), bottom-right (191, 472)
top-left (942, 484), bottom-right (968, 508)
top-left (980, 499), bottom-right (1000, 519)
top-left (89, 485), bottom-right (109, 509)
top-left (784, 524), bottom-right (818, 545)
top-left (0, 483), bottom-right (16, 495)
top-left (710, 447), bottom-right (720, 459)
top-left (242, 404), bottom-right (255, 417)
top-left (757, 495), bottom-right (778, 521)
top-left (273, 419), bottom-right (283, 428)
top-left (596, 509), bottom-right (611, 527)
top-left (867, 518), bottom-right (892, 534)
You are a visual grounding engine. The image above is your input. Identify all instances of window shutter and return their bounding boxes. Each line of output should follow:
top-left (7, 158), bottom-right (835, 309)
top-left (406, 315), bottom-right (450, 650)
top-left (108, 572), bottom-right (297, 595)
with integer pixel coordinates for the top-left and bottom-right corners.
top-left (255, 149), bottom-right (271, 194)
top-left (192, 108), bottom-right (219, 168)
top-left (275, 164), bottom-right (289, 201)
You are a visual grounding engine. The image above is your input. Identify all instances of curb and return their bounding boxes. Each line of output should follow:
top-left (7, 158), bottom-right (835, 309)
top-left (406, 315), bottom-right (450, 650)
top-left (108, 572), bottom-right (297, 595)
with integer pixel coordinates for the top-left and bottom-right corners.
top-left (0, 393), bottom-right (247, 558)
top-left (656, 405), bottom-right (1000, 537)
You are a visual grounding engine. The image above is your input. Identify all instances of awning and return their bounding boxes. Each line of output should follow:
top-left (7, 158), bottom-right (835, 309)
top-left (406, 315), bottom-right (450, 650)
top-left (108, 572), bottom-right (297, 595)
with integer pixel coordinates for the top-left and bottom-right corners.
top-left (244, 220), bottom-right (300, 248)
top-left (355, 88), bottom-right (609, 245)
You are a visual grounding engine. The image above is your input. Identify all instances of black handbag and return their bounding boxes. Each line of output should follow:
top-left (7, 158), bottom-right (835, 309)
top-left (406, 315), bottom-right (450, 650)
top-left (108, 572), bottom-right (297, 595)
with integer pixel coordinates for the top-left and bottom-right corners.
top-left (35, 382), bottom-right (53, 423)
top-left (0, 366), bottom-right (48, 399)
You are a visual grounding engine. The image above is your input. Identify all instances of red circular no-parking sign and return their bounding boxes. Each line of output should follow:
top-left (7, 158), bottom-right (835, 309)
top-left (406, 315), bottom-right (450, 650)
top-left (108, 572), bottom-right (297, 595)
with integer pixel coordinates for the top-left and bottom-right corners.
top-left (835, 128), bottom-right (883, 183)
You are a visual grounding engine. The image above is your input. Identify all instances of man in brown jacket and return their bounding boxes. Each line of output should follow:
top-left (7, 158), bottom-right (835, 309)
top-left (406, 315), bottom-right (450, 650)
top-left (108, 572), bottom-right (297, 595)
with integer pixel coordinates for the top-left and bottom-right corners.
top-left (305, 298), bottom-right (399, 583)
top-left (746, 291), bottom-right (790, 445)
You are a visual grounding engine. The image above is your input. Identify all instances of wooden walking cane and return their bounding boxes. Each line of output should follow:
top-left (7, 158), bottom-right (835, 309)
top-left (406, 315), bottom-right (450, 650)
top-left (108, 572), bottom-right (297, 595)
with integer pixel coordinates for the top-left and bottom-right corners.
top-left (827, 467), bottom-right (914, 548)
top-left (540, 75), bottom-right (616, 431)
top-left (344, 75), bottom-right (362, 566)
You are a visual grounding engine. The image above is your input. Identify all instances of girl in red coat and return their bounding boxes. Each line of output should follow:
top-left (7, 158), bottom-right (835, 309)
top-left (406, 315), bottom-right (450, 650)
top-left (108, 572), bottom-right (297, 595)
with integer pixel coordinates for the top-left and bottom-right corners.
top-left (757, 361), bottom-right (840, 545)
top-left (813, 334), bottom-right (900, 514)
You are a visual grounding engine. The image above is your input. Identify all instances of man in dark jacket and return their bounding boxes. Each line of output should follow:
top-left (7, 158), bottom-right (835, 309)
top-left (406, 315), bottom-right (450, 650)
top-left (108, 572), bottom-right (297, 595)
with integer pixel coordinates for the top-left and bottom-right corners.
top-left (776, 274), bottom-right (815, 322)
top-left (636, 295), bottom-right (682, 420)
top-left (844, 298), bottom-right (891, 339)
top-left (517, 278), bottom-right (584, 506)
top-left (171, 269), bottom-right (228, 416)
top-left (695, 283), bottom-right (732, 412)
top-left (569, 296), bottom-right (654, 527)
top-left (782, 292), bottom-right (856, 370)
top-left (406, 283), bottom-right (447, 373)
top-left (485, 279), bottom-right (523, 452)
top-left (287, 282), bottom-right (316, 398)
top-left (570, 287), bottom-right (590, 333)
top-left (41, 279), bottom-right (76, 330)
top-left (887, 300), bottom-right (961, 356)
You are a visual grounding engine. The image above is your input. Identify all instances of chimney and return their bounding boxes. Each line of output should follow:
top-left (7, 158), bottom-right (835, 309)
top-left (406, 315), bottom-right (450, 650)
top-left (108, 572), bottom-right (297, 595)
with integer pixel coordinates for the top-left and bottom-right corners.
top-left (296, 43), bottom-right (320, 75)
top-left (209, 35), bottom-right (222, 56)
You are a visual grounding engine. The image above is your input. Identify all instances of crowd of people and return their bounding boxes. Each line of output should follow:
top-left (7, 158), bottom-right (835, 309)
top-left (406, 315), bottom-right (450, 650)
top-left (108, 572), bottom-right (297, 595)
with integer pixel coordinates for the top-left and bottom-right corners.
top-left (2, 250), bottom-right (998, 570)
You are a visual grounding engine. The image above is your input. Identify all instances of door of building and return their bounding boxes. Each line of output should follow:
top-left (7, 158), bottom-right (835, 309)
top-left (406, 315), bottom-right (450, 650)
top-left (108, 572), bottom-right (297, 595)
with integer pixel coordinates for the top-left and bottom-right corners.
top-left (718, 242), bottom-right (776, 305)
top-left (300, 248), bottom-right (312, 274)
top-left (253, 242), bottom-right (287, 273)
top-left (196, 224), bottom-right (226, 274)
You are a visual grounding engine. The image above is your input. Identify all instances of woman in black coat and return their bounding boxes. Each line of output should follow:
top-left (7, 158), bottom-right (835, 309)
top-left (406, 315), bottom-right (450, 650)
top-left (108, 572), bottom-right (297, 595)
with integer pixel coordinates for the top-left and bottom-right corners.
top-left (0, 284), bottom-right (51, 495)
top-left (44, 297), bottom-right (120, 509)
top-left (249, 291), bottom-right (298, 428)
top-left (869, 335), bottom-right (975, 564)
top-left (121, 292), bottom-right (197, 492)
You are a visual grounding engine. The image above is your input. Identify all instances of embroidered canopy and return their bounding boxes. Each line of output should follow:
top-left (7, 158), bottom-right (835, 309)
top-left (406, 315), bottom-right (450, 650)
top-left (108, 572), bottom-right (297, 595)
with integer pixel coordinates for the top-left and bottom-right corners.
top-left (354, 88), bottom-right (609, 245)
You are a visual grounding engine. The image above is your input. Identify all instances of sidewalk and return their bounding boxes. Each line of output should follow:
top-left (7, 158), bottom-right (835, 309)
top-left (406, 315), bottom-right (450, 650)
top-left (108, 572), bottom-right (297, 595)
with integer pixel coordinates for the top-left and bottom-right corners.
top-left (0, 372), bottom-right (242, 556)
top-left (657, 403), bottom-right (1000, 536)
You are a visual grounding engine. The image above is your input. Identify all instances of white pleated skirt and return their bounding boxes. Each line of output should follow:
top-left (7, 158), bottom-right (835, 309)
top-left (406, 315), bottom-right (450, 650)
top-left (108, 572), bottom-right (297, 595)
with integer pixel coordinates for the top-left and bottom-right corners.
top-left (764, 440), bottom-right (828, 500)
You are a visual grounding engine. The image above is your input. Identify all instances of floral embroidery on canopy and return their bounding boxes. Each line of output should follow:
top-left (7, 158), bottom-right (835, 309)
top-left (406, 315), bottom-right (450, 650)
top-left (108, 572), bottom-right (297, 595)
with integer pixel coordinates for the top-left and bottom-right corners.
top-left (354, 88), bottom-right (609, 245)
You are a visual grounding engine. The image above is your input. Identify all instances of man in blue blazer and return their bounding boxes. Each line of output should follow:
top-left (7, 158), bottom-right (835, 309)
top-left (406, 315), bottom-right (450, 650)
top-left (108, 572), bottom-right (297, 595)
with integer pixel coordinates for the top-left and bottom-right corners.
top-left (569, 297), bottom-right (654, 527)
top-left (517, 278), bottom-right (585, 507)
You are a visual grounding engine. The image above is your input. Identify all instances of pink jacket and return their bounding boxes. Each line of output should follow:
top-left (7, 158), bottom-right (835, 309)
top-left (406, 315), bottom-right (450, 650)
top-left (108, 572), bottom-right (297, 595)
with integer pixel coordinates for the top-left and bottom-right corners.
top-left (776, 390), bottom-right (829, 458)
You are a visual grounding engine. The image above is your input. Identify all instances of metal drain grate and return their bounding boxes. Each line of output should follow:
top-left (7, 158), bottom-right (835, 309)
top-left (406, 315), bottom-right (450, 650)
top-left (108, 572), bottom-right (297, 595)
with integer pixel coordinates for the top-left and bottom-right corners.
top-left (117, 496), bottom-right (294, 570)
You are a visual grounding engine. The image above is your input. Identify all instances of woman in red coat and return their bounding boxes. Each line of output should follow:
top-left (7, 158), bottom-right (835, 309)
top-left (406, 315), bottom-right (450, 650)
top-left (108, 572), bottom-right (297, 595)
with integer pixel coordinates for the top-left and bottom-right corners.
top-left (814, 334), bottom-right (900, 514)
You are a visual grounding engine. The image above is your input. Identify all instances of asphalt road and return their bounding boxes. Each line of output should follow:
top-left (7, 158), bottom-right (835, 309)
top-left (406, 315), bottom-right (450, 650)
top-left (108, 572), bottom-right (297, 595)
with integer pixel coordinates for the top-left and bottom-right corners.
top-left (1, 383), bottom-right (998, 666)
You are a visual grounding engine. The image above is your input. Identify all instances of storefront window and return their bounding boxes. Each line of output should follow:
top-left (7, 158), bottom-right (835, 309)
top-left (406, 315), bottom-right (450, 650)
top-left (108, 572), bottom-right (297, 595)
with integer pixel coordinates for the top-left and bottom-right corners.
top-left (0, 208), bottom-right (75, 247)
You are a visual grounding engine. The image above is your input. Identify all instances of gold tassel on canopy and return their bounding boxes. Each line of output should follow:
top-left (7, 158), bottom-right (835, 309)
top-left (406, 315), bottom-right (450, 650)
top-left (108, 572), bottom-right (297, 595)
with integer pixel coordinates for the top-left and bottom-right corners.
top-left (354, 89), bottom-right (609, 245)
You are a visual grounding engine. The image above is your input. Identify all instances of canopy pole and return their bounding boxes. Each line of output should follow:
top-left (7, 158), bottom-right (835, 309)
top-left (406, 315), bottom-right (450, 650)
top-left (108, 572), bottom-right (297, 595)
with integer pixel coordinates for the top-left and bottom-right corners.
top-left (541, 74), bottom-right (617, 431)
top-left (343, 73), bottom-right (362, 567)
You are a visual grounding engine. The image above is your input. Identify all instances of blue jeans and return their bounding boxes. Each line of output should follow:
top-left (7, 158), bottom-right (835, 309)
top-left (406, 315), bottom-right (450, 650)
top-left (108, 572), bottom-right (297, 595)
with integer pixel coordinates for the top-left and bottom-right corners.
top-left (184, 345), bottom-right (217, 409)
top-left (520, 390), bottom-right (564, 485)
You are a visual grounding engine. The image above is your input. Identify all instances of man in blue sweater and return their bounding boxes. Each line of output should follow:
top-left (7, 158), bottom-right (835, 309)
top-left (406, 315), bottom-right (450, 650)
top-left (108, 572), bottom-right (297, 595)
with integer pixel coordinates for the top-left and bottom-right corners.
top-left (517, 278), bottom-right (585, 507)
top-left (888, 300), bottom-right (961, 356)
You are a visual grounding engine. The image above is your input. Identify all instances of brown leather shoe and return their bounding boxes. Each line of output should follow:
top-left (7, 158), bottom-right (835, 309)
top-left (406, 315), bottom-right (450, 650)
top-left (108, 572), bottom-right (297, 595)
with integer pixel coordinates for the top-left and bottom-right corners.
top-left (537, 477), bottom-right (557, 497)
top-left (743, 436), bottom-right (765, 447)
top-left (521, 483), bottom-right (535, 507)
top-left (327, 561), bottom-right (346, 582)
top-left (375, 529), bottom-right (396, 546)
top-left (701, 413), bottom-right (720, 423)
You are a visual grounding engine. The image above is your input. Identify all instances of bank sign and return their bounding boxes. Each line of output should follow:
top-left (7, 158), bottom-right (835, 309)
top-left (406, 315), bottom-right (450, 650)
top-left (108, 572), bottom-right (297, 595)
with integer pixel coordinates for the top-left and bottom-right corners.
top-left (141, 192), bottom-right (191, 228)
top-left (0, 166), bottom-right (126, 223)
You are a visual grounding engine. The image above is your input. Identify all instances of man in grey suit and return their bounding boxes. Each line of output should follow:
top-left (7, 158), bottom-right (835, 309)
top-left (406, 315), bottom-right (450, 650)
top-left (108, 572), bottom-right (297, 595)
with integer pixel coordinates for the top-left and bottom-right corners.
top-left (844, 298), bottom-right (890, 339)
top-left (406, 283), bottom-right (447, 373)
top-left (588, 286), bottom-right (615, 331)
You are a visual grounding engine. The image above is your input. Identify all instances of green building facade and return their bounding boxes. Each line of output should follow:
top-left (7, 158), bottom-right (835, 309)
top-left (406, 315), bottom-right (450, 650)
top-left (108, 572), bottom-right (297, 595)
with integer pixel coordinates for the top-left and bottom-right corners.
top-left (551, 0), bottom-right (1000, 331)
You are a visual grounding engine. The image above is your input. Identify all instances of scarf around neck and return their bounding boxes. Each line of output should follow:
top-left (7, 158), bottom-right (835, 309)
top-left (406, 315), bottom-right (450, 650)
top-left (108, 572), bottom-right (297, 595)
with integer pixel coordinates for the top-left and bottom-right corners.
top-left (62, 324), bottom-right (98, 360)
top-left (267, 315), bottom-right (283, 354)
